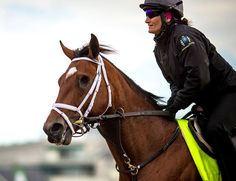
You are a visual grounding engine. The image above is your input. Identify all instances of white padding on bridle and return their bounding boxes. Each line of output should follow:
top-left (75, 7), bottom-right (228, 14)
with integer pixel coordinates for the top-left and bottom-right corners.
top-left (52, 54), bottom-right (112, 135)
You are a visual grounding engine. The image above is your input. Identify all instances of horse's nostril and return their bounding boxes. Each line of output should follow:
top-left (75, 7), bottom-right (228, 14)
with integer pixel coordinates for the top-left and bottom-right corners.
top-left (50, 123), bottom-right (64, 136)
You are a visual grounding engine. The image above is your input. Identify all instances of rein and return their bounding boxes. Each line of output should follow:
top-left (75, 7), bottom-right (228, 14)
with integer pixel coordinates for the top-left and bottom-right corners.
top-left (84, 108), bottom-right (179, 181)
top-left (83, 109), bottom-right (179, 181)
top-left (85, 110), bottom-right (170, 124)
top-left (92, 108), bottom-right (179, 181)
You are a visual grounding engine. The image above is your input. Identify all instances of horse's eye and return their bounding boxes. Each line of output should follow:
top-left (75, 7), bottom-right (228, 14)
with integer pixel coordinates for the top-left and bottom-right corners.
top-left (78, 75), bottom-right (90, 89)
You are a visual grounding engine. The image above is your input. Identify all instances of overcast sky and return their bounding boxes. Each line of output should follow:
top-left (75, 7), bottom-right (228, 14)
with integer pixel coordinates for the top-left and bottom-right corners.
top-left (0, 0), bottom-right (235, 145)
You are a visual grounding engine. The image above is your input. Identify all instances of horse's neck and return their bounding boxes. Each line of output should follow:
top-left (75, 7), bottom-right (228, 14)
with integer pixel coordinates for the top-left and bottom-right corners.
top-left (106, 60), bottom-right (159, 112)
top-left (103, 61), bottom-right (177, 169)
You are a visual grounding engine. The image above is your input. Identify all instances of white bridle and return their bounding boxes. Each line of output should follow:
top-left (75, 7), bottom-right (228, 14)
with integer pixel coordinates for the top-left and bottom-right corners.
top-left (52, 54), bottom-right (112, 135)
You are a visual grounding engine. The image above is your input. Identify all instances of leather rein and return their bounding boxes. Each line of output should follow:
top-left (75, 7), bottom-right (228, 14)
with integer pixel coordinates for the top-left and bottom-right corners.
top-left (84, 109), bottom-right (180, 181)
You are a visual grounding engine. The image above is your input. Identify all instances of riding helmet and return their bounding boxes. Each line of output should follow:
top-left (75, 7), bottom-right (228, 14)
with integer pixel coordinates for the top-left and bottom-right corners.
top-left (139, 0), bottom-right (184, 18)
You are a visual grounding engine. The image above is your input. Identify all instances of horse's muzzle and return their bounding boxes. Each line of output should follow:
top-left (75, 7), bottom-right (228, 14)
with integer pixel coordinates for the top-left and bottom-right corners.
top-left (43, 120), bottom-right (72, 145)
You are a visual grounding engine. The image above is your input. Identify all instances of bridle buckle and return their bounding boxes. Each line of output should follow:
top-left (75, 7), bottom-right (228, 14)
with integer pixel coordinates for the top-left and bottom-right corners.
top-left (74, 117), bottom-right (84, 126)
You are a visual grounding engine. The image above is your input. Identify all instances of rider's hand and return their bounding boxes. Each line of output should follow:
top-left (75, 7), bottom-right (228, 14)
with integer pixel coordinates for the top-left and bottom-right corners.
top-left (165, 106), bottom-right (177, 121)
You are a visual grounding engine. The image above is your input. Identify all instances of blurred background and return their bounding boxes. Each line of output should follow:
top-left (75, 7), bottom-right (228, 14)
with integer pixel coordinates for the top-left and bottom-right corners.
top-left (0, 0), bottom-right (235, 180)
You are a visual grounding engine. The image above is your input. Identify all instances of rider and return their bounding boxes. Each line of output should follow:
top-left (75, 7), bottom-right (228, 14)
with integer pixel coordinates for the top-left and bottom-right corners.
top-left (139, 0), bottom-right (236, 180)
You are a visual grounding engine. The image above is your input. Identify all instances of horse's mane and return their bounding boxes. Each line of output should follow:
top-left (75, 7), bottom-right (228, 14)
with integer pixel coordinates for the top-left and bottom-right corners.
top-left (75, 45), bottom-right (163, 109)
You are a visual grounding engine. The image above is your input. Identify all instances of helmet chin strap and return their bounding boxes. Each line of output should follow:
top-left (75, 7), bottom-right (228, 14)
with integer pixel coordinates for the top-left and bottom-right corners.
top-left (155, 11), bottom-right (173, 40)
top-left (154, 13), bottom-right (168, 40)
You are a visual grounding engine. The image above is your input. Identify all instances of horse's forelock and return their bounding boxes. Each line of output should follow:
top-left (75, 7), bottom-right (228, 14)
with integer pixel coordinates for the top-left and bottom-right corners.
top-left (75, 45), bottom-right (89, 58)
top-left (75, 44), bottom-right (115, 58)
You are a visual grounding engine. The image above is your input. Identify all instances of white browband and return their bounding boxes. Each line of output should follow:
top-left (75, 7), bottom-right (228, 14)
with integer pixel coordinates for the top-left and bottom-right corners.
top-left (52, 55), bottom-right (112, 135)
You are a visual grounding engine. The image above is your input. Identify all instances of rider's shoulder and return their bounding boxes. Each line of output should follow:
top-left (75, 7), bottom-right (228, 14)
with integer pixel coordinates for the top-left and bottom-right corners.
top-left (172, 24), bottom-right (202, 38)
top-left (172, 24), bottom-right (206, 51)
top-left (174, 24), bottom-right (201, 33)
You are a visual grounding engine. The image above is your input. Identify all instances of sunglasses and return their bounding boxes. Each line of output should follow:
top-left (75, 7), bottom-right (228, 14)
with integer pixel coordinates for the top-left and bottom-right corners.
top-left (145, 9), bottom-right (163, 19)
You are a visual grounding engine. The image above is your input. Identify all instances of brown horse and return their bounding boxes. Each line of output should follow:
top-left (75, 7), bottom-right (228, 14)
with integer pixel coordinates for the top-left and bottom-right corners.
top-left (43, 34), bottom-right (201, 181)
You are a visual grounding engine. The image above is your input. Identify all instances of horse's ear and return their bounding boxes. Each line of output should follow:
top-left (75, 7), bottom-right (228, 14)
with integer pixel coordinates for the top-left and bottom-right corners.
top-left (88, 34), bottom-right (100, 59)
top-left (60, 40), bottom-right (76, 60)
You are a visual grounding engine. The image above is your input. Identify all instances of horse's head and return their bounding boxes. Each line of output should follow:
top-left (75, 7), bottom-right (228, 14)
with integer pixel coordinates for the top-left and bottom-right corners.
top-left (43, 34), bottom-right (113, 145)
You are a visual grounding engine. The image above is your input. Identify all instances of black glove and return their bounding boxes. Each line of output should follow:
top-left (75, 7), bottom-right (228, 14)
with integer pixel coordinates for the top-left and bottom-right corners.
top-left (165, 105), bottom-right (178, 121)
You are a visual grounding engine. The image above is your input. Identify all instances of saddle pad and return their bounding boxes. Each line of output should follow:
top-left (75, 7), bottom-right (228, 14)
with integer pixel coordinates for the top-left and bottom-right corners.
top-left (177, 119), bottom-right (222, 181)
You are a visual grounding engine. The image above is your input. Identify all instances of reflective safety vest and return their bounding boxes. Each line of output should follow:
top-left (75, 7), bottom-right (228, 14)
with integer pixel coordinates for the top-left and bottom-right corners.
top-left (177, 119), bottom-right (222, 181)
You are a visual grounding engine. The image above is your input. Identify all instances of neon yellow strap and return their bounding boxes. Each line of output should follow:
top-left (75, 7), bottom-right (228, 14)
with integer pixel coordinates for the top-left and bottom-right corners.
top-left (177, 119), bottom-right (222, 181)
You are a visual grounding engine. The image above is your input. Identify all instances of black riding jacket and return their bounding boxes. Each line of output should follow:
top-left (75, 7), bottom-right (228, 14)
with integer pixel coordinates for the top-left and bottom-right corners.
top-left (154, 23), bottom-right (236, 112)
